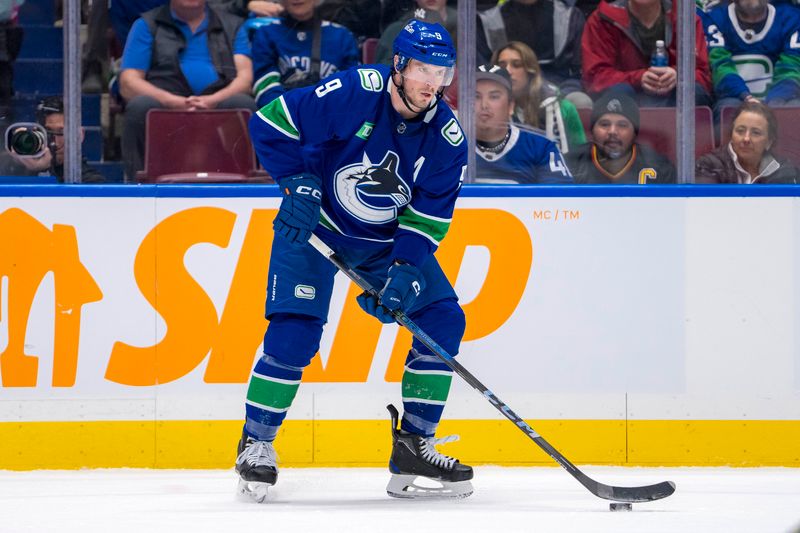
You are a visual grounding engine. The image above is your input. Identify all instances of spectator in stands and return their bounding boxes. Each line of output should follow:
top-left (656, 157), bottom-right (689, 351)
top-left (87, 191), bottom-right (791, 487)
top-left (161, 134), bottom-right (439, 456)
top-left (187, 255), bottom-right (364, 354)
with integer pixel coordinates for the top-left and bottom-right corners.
top-left (250, 0), bottom-right (359, 107)
top-left (702, 0), bottom-right (800, 116)
top-left (474, 65), bottom-right (574, 184)
top-left (695, 100), bottom-right (798, 183)
top-left (375, 0), bottom-right (457, 65)
top-left (582, 0), bottom-right (713, 107)
top-left (316, 0), bottom-right (382, 43)
top-left (491, 41), bottom-right (586, 153)
top-left (119, 0), bottom-right (256, 180)
top-left (0, 0), bottom-right (24, 124)
top-left (0, 96), bottom-right (105, 182)
top-left (477, 0), bottom-right (592, 109)
top-left (565, 91), bottom-right (676, 183)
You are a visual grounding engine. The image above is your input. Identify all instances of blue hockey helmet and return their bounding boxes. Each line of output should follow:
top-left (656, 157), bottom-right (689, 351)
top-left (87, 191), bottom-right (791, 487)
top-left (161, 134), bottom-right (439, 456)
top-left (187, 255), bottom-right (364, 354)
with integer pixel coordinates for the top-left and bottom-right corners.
top-left (392, 19), bottom-right (457, 72)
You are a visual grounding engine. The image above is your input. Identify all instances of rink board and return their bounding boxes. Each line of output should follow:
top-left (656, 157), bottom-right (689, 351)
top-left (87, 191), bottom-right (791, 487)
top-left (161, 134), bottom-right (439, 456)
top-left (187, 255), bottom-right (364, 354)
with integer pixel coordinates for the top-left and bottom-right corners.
top-left (0, 185), bottom-right (799, 469)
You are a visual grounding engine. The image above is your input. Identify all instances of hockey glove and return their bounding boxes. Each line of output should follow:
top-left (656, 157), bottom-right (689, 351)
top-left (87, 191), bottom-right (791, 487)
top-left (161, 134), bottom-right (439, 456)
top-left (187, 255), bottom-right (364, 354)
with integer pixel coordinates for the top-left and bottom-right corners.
top-left (356, 291), bottom-right (396, 324)
top-left (274, 174), bottom-right (322, 246)
top-left (379, 261), bottom-right (426, 314)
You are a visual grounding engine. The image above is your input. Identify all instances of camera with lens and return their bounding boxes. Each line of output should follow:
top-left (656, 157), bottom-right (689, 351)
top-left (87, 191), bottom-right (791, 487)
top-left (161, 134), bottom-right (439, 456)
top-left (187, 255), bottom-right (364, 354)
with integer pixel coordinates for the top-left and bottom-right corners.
top-left (4, 123), bottom-right (50, 158)
top-left (281, 69), bottom-right (321, 91)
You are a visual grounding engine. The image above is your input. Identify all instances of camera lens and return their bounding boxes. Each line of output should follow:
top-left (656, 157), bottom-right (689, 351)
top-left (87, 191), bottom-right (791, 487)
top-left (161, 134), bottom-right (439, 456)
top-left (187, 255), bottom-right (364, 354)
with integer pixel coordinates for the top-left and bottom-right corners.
top-left (10, 128), bottom-right (46, 156)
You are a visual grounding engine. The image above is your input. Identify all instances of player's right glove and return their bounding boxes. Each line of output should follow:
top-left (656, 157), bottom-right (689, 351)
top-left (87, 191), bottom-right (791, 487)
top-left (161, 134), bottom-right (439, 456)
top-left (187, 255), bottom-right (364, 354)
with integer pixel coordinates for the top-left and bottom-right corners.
top-left (274, 174), bottom-right (322, 246)
top-left (356, 291), bottom-right (396, 324)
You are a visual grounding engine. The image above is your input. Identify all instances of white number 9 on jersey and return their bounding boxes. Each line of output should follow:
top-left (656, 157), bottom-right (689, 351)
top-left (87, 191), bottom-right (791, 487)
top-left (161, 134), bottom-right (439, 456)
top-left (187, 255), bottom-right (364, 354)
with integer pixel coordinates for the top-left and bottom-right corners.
top-left (315, 79), bottom-right (343, 97)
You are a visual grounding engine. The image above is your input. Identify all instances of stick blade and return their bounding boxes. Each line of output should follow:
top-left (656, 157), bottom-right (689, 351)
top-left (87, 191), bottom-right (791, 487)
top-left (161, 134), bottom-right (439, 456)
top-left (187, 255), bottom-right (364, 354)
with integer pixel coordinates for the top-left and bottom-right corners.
top-left (592, 479), bottom-right (676, 503)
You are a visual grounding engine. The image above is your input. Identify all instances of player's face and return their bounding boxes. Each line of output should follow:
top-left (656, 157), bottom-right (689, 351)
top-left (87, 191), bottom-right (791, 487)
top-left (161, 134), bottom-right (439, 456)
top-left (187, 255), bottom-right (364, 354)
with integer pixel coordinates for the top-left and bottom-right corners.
top-left (592, 113), bottom-right (635, 159)
top-left (283, 0), bottom-right (315, 21)
top-left (496, 48), bottom-right (530, 97)
top-left (400, 59), bottom-right (451, 110)
top-left (474, 80), bottom-right (514, 133)
top-left (731, 111), bottom-right (771, 164)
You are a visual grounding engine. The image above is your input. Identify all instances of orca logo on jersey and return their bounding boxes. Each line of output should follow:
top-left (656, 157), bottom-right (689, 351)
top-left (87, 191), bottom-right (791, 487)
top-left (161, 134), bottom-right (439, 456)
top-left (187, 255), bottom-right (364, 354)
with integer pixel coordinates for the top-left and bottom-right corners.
top-left (333, 151), bottom-right (412, 224)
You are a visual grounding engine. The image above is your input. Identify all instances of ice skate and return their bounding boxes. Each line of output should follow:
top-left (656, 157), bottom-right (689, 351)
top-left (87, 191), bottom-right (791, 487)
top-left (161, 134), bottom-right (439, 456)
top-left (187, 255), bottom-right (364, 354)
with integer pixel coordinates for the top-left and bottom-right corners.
top-left (385, 404), bottom-right (474, 499)
top-left (235, 432), bottom-right (278, 503)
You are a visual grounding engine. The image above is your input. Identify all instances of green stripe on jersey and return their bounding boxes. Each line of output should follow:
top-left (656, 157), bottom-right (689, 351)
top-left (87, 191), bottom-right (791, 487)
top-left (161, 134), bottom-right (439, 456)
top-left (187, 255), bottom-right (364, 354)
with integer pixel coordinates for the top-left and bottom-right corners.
top-left (401, 367), bottom-right (452, 403)
top-left (246, 374), bottom-right (300, 411)
top-left (254, 72), bottom-right (280, 97)
top-left (256, 96), bottom-right (300, 140)
top-left (397, 205), bottom-right (450, 245)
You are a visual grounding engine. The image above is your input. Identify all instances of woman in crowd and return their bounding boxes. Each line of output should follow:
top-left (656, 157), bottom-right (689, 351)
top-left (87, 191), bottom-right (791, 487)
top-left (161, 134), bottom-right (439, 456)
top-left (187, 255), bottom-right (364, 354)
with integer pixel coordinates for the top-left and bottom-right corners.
top-left (491, 41), bottom-right (586, 154)
top-left (695, 101), bottom-right (798, 184)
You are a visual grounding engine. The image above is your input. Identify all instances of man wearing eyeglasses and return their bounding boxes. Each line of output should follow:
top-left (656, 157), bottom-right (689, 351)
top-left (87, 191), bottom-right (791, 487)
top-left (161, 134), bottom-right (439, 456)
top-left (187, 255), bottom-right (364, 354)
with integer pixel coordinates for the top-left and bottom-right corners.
top-left (2, 96), bottom-right (104, 183)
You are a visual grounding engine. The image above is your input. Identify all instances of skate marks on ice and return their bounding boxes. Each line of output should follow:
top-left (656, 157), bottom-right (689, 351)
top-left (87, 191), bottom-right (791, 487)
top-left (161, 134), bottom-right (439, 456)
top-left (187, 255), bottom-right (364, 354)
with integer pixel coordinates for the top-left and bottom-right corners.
top-left (0, 467), bottom-right (799, 533)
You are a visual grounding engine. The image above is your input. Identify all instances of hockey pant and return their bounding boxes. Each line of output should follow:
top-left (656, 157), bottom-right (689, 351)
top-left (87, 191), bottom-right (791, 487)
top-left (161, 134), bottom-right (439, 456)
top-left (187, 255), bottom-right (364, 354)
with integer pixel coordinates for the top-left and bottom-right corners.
top-left (244, 298), bottom-right (465, 441)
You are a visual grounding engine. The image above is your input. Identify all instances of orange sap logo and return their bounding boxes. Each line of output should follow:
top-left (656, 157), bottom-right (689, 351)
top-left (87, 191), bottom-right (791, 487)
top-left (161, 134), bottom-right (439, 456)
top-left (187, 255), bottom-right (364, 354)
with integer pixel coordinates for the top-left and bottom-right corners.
top-left (0, 208), bottom-right (102, 387)
top-left (1, 207), bottom-right (532, 388)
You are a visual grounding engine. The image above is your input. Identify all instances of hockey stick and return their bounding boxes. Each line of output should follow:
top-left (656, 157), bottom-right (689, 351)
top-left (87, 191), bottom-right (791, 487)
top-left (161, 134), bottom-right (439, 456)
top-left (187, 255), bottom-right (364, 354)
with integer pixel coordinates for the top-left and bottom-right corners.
top-left (308, 233), bottom-right (675, 503)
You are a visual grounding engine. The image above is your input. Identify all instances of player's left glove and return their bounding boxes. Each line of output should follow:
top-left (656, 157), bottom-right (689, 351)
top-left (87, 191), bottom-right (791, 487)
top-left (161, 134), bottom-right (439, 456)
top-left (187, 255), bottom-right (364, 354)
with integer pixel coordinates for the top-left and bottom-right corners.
top-left (379, 261), bottom-right (426, 314)
top-left (274, 173), bottom-right (322, 246)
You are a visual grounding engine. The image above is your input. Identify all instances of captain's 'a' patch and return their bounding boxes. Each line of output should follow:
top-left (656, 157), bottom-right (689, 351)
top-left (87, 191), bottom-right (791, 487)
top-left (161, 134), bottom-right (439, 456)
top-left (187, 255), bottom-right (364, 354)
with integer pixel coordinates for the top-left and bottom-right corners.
top-left (441, 118), bottom-right (464, 146)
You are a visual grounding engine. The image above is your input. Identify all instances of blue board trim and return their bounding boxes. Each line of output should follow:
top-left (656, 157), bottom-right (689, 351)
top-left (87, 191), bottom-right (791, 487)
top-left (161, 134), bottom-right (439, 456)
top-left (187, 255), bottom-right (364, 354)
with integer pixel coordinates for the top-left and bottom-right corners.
top-left (0, 183), bottom-right (798, 198)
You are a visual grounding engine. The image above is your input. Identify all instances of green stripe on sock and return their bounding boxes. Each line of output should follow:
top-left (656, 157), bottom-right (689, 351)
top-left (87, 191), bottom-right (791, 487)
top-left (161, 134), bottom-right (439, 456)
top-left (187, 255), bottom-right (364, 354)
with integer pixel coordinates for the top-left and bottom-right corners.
top-left (247, 375), bottom-right (300, 411)
top-left (401, 369), bottom-right (452, 403)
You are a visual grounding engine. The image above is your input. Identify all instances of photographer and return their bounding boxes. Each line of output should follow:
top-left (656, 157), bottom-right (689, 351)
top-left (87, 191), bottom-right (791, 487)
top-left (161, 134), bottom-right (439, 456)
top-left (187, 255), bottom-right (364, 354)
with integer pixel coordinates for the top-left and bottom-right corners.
top-left (250, 0), bottom-right (359, 107)
top-left (1, 96), bottom-right (104, 183)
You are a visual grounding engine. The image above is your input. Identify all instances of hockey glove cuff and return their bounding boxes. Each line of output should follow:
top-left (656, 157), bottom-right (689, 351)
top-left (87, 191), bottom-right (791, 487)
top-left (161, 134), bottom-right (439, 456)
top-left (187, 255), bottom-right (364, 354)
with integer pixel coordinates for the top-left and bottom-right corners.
top-left (356, 292), bottom-right (396, 324)
top-left (378, 261), bottom-right (426, 314)
top-left (274, 174), bottom-right (322, 246)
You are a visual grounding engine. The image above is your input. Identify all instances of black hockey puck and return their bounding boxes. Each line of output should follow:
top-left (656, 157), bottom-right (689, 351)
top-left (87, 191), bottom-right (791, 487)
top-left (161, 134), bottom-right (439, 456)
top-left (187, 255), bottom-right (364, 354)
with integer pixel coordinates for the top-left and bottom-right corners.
top-left (609, 502), bottom-right (632, 511)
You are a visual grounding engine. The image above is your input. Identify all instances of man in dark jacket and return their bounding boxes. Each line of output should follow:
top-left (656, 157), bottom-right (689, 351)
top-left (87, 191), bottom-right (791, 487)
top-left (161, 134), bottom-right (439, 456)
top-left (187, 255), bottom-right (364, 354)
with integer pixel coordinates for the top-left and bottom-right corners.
top-left (565, 92), bottom-right (676, 183)
top-left (119, 0), bottom-right (256, 180)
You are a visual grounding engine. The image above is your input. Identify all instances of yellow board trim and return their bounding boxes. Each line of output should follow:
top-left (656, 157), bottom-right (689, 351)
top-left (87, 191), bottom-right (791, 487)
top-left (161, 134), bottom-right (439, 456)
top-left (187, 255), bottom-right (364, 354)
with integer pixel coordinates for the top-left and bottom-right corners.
top-left (0, 419), bottom-right (798, 470)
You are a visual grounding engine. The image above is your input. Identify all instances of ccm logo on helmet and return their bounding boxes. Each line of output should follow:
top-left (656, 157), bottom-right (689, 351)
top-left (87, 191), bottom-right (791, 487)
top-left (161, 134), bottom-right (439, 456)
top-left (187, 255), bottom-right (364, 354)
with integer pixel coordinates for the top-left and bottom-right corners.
top-left (296, 185), bottom-right (322, 200)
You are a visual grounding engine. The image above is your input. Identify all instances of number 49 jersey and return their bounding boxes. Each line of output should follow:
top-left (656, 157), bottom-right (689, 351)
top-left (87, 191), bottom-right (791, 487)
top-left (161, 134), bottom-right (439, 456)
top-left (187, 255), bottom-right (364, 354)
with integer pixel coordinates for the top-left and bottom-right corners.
top-left (702, 2), bottom-right (800, 100)
top-left (249, 64), bottom-right (468, 268)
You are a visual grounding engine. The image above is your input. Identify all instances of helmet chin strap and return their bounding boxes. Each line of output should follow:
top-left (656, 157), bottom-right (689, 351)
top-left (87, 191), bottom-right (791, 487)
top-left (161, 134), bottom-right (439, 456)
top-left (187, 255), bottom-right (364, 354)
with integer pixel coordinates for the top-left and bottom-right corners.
top-left (392, 70), bottom-right (444, 116)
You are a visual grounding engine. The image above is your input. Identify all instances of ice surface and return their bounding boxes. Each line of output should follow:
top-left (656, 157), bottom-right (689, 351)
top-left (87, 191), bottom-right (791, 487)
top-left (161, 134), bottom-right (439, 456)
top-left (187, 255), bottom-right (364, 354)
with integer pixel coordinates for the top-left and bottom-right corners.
top-left (1, 466), bottom-right (798, 533)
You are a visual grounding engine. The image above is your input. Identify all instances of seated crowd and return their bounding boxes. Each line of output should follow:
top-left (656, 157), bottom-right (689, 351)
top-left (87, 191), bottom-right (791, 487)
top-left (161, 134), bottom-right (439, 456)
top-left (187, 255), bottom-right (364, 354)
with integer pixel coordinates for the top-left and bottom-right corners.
top-left (1, 0), bottom-right (799, 184)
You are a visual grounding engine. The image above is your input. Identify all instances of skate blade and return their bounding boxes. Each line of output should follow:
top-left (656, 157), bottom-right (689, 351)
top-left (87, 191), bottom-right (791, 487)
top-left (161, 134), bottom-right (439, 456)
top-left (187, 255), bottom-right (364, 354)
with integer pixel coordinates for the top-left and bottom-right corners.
top-left (237, 478), bottom-right (273, 503)
top-left (386, 474), bottom-right (473, 500)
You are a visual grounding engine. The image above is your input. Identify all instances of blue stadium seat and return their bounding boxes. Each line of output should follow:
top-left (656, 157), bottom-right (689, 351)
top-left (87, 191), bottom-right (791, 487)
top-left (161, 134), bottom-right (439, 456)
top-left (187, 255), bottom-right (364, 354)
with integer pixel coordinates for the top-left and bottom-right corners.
top-left (17, 25), bottom-right (63, 59)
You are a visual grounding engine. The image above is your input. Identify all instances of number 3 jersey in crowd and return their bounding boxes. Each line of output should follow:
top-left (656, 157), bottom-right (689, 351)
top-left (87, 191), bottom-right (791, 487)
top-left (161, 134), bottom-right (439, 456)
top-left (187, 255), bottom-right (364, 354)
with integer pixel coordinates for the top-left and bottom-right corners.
top-left (475, 123), bottom-right (574, 184)
top-left (249, 64), bottom-right (468, 268)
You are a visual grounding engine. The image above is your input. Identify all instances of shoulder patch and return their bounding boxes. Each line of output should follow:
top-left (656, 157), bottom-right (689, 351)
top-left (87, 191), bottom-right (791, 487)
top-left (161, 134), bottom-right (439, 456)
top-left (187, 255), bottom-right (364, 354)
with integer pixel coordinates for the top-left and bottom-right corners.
top-left (441, 118), bottom-right (464, 146)
top-left (358, 69), bottom-right (384, 92)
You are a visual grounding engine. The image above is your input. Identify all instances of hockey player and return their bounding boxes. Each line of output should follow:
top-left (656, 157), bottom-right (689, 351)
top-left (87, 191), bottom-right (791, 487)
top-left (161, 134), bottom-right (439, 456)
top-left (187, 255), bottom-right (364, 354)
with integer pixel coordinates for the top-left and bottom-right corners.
top-left (474, 64), bottom-right (573, 184)
top-left (236, 19), bottom-right (472, 502)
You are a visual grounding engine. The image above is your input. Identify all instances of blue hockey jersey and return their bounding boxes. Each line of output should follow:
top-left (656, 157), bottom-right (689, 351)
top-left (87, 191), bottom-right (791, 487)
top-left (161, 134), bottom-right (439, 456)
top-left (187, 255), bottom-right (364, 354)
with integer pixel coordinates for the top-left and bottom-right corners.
top-left (475, 124), bottom-right (573, 184)
top-left (251, 17), bottom-right (360, 107)
top-left (250, 64), bottom-right (468, 268)
top-left (702, 2), bottom-right (800, 101)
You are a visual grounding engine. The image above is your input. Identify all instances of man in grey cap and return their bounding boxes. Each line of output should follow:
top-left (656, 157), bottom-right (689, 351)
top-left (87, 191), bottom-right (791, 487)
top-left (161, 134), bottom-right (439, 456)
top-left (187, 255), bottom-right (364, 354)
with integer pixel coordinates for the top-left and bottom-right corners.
top-left (474, 64), bottom-right (572, 184)
top-left (565, 91), bottom-right (676, 184)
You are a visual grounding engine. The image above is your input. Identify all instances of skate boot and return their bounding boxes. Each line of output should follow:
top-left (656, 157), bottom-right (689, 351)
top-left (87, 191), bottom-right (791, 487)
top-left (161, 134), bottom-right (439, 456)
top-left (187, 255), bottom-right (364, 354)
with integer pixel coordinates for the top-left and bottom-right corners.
top-left (235, 431), bottom-right (278, 503)
top-left (385, 404), bottom-right (474, 499)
